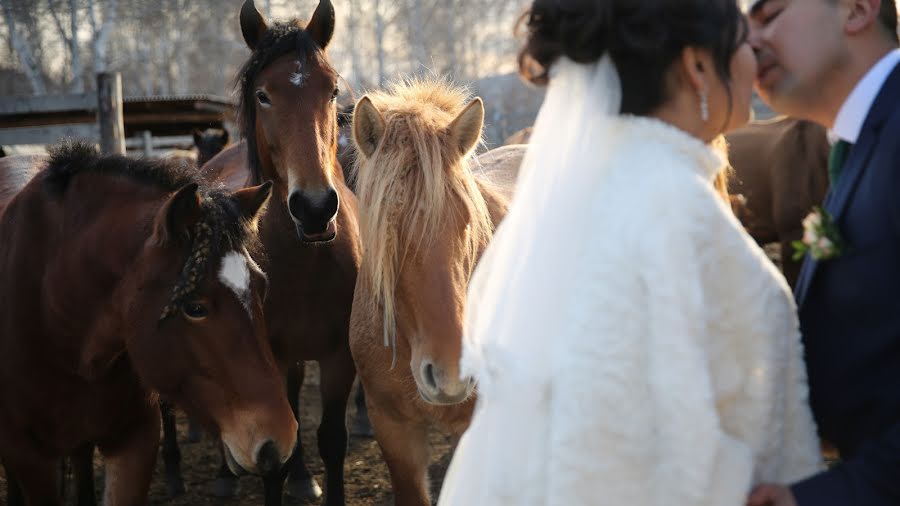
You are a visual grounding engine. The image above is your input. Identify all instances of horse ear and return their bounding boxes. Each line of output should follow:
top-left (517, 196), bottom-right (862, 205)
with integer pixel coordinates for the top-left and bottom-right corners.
top-left (448, 97), bottom-right (484, 155)
top-left (231, 180), bottom-right (273, 228)
top-left (192, 129), bottom-right (203, 146)
top-left (306, 0), bottom-right (335, 50)
top-left (152, 183), bottom-right (202, 246)
top-left (240, 0), bottom-right (268, 51)
top-left (352, 96), bottom-right (385, 158)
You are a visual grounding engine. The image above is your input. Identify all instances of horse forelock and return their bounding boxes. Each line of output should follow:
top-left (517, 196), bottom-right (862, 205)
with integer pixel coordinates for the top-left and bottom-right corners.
top-left (354, 79), bottom-right (494, 356)
top-left (159, 192), bottom-right (263, 321)
top-left (37, 141), bottom-right (259, 321)
top-left (235, 19), bottom-right (335, 185)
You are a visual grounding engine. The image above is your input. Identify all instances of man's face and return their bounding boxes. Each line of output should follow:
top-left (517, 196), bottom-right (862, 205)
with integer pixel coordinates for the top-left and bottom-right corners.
top-left (748, 0), bottom-right (848, 114)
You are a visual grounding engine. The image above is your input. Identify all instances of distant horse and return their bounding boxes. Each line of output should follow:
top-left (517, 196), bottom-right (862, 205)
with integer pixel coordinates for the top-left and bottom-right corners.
top-left (349, 79), bottom-right (514, 506)
top-left (196, 1), bottom-right (361, 504)
top-left (0, 142), bottom-right (296, 505)
top-left (193, 128), bottom-right (231, 168)
top-left (725, 117), bottom-right (830, 287)
top-left (336, 103), bottom-right (356, 192)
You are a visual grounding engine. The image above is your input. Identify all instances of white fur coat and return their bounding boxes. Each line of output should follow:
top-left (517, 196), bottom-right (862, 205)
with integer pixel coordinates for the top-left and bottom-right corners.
top-left (438, 116), bottom-right (823, 505)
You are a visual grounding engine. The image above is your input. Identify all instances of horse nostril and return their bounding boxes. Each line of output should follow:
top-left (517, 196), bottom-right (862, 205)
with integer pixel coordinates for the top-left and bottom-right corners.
top-left (423, 363), bottom-right (438, 391)
top-left (288, 191), bottom-right (303, 223)
top-left (256, 440), bottom-right (280, 476)
top-left (323, 187), bottom-right (339, 219)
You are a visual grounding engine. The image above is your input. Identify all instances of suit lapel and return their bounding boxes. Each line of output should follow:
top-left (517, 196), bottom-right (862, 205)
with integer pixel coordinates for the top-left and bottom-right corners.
top-left (795, 61), bottom-right (900, 308)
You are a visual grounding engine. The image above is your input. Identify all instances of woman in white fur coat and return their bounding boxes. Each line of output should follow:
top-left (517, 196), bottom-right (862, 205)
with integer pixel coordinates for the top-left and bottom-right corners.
top-left (438, 1), bottom-right (824, 505)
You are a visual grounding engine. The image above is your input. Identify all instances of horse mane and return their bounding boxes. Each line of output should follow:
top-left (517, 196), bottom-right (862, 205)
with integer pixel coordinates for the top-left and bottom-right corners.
top-left (235, 19), bottom-right (334, 185)
top-left (42, 141), bottom-right (262, 306)
top-left (354, 78), bottom-right (494, 350)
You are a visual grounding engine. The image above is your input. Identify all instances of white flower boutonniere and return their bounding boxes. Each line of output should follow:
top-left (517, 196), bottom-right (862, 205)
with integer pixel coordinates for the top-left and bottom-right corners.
top-left (792, 206), bottom-right (846, 261)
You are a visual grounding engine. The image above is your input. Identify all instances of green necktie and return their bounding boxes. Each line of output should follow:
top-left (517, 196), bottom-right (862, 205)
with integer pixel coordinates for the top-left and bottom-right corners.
top-left (828, 139), bottom-right (851, 186)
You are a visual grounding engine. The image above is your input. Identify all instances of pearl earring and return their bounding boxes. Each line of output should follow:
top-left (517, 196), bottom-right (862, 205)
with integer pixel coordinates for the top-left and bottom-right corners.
top-left (699, 89), bottom-right (709, 122)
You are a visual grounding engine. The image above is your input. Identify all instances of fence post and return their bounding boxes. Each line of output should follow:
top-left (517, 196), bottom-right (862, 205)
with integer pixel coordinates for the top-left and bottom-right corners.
top-left (142, 130), bottom-right (153, 157)
top-left (96, 72), bottom-right (125, 155)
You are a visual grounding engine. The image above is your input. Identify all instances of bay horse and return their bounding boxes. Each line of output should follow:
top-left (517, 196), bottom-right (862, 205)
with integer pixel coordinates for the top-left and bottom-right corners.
top-left (725, 117), bottom-right (830, 287)
top-left (193, 128), bottom-right (231, 168)
top-left (0, 142), bottom-right (296, 505)
top-left (191, 1), bottom-right (361, 504)
top-left (349, 80), bottom-right (514, 505)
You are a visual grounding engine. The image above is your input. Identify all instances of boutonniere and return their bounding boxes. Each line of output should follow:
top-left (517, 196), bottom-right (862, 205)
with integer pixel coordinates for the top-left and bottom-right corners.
top-left (792, 207), bottom-right (846, 261)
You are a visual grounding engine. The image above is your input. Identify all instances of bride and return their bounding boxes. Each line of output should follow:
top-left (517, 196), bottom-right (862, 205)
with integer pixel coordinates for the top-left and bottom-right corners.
top-left (438, 1), bottom-right (823, 505)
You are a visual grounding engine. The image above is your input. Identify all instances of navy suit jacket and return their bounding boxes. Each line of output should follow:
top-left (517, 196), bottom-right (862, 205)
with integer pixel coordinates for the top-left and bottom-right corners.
top-left (791, 62), bottom-right (900, 505)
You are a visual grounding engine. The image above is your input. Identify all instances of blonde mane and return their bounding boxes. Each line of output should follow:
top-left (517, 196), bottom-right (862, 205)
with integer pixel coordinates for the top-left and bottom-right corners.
top-left (354, 78), bottom-right (495, 356)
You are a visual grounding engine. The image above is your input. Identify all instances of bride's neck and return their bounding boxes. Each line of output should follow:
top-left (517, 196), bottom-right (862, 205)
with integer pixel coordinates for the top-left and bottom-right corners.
top-left (651, 90), bottom-right (719, 144)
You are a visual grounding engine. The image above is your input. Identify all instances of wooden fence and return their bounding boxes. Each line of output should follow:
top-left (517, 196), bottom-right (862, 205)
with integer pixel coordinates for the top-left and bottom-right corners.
top-left (0, 72), bottom-right (125, 155)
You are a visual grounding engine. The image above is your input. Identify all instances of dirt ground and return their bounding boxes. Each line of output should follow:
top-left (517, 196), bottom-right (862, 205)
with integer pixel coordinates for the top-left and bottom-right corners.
top-left (0, 363), bottom-right (456, 505)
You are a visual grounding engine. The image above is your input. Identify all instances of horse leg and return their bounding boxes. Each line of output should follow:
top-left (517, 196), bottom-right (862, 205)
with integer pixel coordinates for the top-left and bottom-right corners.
top-left (3, 461), bottom-right (25, 506)
top-left (369, 407), bottom-right (431, 506)
top-left (315, 350), bottom-right (355, 505)
top-left (186, 416), bottom-right (203, 443)
top-left (2, 451), bottom-right (63, 505)
top-left (284, 361), bottom-right (323, 502)
top-left (211, 442), bottom-right (240, 498)
top-left (72, 442), bottom-right (97, 506)
top-left (349, 381), bottom-right (374, 438)
top-left (97, 412), bottom-right (159, 506)
top-left (159, 401), bottom-right (186, 497)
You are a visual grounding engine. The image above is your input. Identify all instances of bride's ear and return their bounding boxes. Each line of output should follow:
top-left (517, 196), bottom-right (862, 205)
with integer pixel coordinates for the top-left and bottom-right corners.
top-left (680, 46), bottom-right (712, 95)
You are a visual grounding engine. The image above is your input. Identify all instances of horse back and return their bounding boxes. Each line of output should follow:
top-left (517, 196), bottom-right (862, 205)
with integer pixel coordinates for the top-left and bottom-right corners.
top-left (474, 144), bottom-right (525, 203)
top-left (200, 140), bottom-right (254, 191)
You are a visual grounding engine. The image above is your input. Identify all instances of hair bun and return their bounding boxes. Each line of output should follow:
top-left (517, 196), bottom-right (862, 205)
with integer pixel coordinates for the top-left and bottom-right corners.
top-left (517, 0), bottom-right (611, 85)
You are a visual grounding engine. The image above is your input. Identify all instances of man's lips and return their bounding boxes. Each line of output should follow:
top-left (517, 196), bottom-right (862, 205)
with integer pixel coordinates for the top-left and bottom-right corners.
top-left (757, 60), bottom-right (778, 83)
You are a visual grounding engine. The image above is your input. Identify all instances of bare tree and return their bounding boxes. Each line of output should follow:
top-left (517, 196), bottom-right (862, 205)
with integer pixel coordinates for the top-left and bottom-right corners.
top-left (87, 0), bottom-right (117, 74)
top-left (2, 0), bottom-right (47, 94)
top-left (47, 0), bottom-right (84, 92)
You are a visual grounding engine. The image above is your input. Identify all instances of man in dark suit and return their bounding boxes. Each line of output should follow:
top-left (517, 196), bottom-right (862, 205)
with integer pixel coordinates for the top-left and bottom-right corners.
top-left (745, 0), bottom-right (900, 505)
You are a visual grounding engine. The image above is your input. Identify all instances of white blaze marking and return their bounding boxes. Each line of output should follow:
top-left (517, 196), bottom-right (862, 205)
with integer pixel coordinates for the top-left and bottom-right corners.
top-left (219, 251), bottom-right (251, 313)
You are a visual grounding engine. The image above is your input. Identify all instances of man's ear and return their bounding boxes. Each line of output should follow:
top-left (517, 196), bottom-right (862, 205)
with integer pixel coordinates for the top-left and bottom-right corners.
top-left (844, 0), bottom-right (880, 35)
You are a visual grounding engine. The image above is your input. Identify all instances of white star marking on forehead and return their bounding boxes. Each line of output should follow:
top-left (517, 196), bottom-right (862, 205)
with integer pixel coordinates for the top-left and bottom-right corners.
top-left (219, 251), bottom-right (251, 314)
top-left (289, 60), bottom-right (308, 87)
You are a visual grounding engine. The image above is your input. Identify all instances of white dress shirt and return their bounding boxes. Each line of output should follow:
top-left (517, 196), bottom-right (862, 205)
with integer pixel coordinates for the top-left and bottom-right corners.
top-left (831, 49), bottom-right (900, 143)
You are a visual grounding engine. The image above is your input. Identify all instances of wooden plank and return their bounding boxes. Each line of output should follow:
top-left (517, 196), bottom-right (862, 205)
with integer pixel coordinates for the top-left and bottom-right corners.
top-left (0, 123), bottom-right (99, 145)
top-left (123, 135), bottom-right (193, 149)
top-left (0, 94), bottom-right (96, 115)
top-left (97, 73), bottom-right (125, 155)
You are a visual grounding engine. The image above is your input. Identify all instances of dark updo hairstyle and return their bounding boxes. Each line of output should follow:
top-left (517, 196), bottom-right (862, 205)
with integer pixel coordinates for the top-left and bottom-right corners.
top-left (518, 0), bottom-right (748, 117)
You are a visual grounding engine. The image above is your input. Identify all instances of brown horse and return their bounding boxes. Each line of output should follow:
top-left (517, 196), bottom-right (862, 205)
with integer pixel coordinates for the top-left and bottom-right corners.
top-left (0, 142), bottom-right (296, 505)
top-left (195, 1), bottom-right (361, 504)
top-left (349, 79), bottom-right (513, 506)
top-left (725, 117), bottom-right (830, 287)
top-left (193, 128), bottom-right (231, 168)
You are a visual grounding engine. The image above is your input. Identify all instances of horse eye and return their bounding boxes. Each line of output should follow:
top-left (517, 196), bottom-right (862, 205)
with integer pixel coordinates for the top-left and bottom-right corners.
top-left (182, 302), bottom-right (209, 321)
top-left (256, 90), bottom-right (271, 107)
top-left (331, 88), bottom-right (339, 102)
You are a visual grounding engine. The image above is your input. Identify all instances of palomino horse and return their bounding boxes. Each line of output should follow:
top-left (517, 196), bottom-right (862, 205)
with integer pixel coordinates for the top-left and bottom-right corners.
top-left (0, 142), bottom-right (296, 505)
top-left (349, 80), bottom-right (514, 505)
top-left (193, 1), bottom-right (361, 504)
top-left (725, 117), bottom-right (830, 287)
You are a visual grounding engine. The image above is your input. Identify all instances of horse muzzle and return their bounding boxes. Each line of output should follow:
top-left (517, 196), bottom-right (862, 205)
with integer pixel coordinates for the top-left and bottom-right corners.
top-left (288, 188), bottom-right (339, 243)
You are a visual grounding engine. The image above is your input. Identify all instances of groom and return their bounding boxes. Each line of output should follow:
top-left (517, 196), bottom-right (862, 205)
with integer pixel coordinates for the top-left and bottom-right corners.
top-left (745, 0), bottom-right (900, 505)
